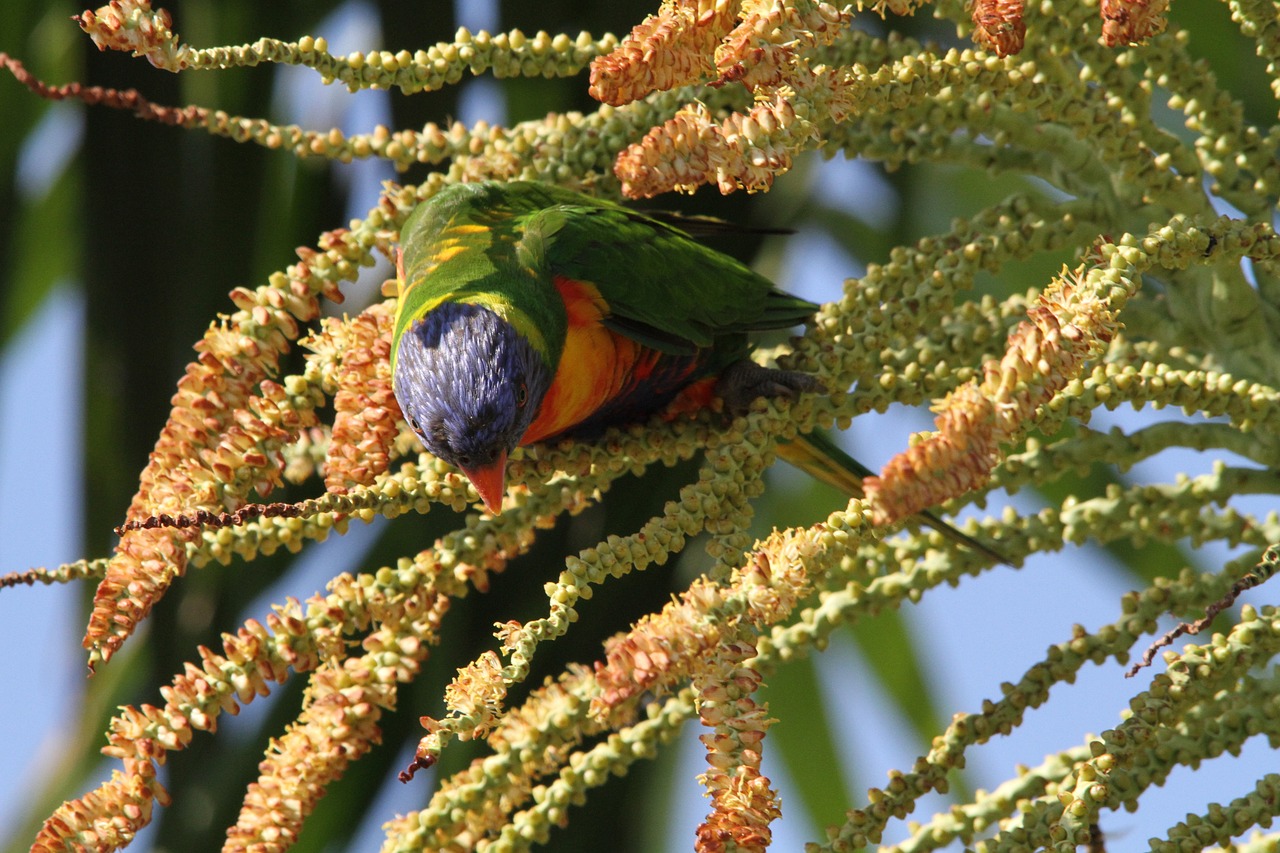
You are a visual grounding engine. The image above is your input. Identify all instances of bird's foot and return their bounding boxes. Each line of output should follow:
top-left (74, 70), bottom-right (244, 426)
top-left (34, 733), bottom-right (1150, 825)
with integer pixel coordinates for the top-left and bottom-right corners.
top-left (716, 361), bottom-right (824, 414)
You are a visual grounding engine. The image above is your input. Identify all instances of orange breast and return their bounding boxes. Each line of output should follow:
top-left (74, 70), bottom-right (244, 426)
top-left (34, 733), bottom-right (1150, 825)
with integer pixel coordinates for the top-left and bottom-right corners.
top-left (520, 276), bottom-right (661, 445)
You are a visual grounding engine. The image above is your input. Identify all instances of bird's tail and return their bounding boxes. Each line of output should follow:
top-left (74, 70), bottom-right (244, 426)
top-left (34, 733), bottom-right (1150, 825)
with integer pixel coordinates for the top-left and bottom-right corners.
top-left (777, 430), bottom-right (1007, 564)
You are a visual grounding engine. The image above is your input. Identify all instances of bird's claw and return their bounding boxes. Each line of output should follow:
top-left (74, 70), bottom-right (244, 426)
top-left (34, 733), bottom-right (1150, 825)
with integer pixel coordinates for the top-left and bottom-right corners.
top-left (716, 360), bottom-right (824, 415)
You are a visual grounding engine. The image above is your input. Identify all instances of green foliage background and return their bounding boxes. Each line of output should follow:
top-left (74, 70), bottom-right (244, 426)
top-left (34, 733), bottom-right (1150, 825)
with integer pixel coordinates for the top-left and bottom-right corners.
top-left (1, 0), bottom-right (1277, 851)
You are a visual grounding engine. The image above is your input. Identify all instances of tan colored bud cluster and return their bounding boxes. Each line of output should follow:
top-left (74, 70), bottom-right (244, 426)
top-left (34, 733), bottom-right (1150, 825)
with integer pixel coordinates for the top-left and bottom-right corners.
top-left (32, 761), bottom-right (168, 853)
top-left (226, 594), bottom-right (447, 853)
top-left (307, 302), bottom-right (400, 493)
top-left (38, 604), bottom-right (316, 852)
top-left (696, 764), bottom-right (781, 852)
top-left (81, 210), bottom-right (388, 669)
top-left (592, 574), bottom-right (729, 710)
top-left (592, 543), bottom-right (810, 716)
top-left (866, 385), bottom-right (1001, 525)
top-left (83, 526), bottom-right (196, 670)
top-left (714, 0), bottom-right (850, 89)
top-left (694, 640), bottom-right (779, 853)
top-left (592, 0), bottom-right (850, 196)
top-left (74, 0), bottom-right (191, 70)
top-left (589, 0), bottom-right (738, 105)
top-left (867, 265), bottom-right (1118, 524)
top-left (66, 503), bottom-right (472, 853)
top-left (616, 96), bottom-right (807, 196)
top-left (84, 323), bottom-right (310, 667)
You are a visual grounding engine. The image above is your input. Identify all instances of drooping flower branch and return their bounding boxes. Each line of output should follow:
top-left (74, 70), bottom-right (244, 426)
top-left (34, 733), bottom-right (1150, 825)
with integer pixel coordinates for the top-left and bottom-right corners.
top-left (78, 188), bottom-right (420, 670)
top-left (865, 250), bottom-right (1129, 524)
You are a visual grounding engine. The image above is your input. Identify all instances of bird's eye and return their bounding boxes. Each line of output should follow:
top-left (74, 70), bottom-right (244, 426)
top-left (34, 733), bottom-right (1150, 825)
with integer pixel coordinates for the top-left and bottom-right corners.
top-left (428, 418), bottom-right (447, 445)
top-left (457, 453), bottom-right (472, 466)
top-left (515, 382), bottom-right (528, 409)
top-left (408, 417), bottom-right (422, 435)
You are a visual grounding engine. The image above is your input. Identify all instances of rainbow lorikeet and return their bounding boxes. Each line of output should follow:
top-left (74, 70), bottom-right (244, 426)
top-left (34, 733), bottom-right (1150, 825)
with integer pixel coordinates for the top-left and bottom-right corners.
top-left (390, 181), bottom-right (1001, 561)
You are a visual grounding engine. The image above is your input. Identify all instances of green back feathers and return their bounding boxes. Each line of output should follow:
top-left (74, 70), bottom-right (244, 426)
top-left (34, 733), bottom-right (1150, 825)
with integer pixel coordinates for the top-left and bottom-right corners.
top-left (393, 185), bottom-right (565, 371)
top-left (392, 181), bottom-right (816, 369)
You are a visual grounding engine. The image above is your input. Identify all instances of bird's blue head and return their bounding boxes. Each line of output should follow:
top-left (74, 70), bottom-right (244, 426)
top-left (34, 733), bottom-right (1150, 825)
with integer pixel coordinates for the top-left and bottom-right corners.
top-left (392, 302), bottom-right (553, 512)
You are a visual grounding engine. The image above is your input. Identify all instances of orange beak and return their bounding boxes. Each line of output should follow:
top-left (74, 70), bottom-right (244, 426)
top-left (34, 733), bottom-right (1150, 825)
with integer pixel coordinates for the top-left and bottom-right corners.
top-left (459, 450), bottom-right (508, 514)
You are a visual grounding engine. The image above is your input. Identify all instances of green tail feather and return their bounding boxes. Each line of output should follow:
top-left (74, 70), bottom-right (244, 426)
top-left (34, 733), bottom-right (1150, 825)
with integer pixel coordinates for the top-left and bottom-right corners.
top-left (778, 431), bottom-right (1008, 565)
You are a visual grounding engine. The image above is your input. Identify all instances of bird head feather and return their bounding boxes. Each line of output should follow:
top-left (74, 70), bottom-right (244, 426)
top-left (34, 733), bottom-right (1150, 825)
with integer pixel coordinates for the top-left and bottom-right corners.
top-left (393, 302), bottom-right (553, 494)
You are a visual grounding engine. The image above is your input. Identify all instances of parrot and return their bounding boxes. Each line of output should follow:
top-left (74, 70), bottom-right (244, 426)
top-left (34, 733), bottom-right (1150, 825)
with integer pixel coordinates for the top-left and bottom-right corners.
top-left (390, 181), bottom-right (1003, 563)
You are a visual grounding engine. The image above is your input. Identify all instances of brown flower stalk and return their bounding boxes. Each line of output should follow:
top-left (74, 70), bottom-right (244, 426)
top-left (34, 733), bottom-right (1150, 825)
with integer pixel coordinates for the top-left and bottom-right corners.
top-left (0, 51), bottom-right (211, 141)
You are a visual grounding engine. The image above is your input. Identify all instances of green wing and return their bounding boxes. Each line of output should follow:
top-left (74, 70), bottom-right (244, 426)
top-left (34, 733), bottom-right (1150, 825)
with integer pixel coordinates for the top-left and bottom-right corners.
top-left (510, 184), bottom-right (817, 355)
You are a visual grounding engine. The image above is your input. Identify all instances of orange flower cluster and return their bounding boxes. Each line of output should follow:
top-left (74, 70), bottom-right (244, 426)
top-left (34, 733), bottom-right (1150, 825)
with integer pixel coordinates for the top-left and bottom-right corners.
top-left (308, 302), bottom-right (402, 493)
top-left (713, 0), bottom-right (850, 88)
top-left (85, 318), bottom-right (318, 667)
top-left (51, 465), bottom-right (518, 852)
top-left (971, 0), bottom-right (1027, 57)
top-left (616, 96), bottom-right (809, 196)
top-left (865, 265), bottom-right (1119, 524)
top-left (594, 0), bottom-right (1175, 196)
top-left (586, 534), bottom-right (817, 849)
top-left (865, 385), bottom-right (1001, 526)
